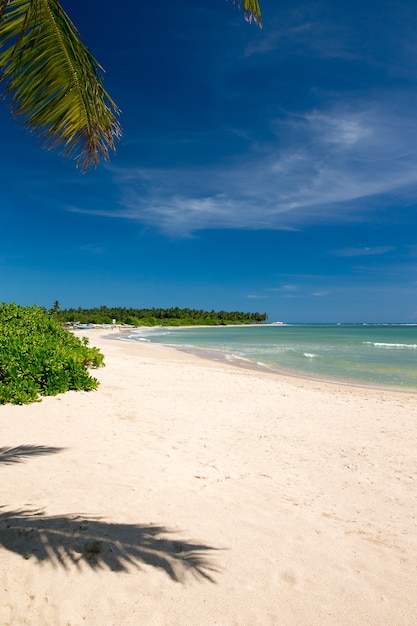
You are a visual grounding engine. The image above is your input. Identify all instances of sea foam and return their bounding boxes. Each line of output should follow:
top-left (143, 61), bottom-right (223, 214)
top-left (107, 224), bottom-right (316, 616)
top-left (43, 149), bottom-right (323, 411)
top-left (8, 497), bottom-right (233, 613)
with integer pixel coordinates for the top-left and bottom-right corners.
top-left (363, 342), bottom-right (417, 349)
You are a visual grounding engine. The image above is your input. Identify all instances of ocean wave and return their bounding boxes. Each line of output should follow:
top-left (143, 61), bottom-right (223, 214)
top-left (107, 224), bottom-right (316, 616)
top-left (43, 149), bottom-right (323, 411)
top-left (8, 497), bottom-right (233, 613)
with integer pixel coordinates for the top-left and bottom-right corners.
top-left (303, 352), bottom-right (318, 358)
top-left (363, 342), bottom-right (417, 349)
top-left (226, 354), bottom-right (251, 363)
top-left (132, 331), bottom-right (171, 339)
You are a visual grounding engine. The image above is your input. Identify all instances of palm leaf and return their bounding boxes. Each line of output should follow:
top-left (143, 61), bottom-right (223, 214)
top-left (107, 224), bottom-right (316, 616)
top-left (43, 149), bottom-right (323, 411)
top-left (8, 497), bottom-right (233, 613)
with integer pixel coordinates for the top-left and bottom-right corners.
top-left (0, 0), bottom-right (121, 171)
top-left (233, 0), bottom-right (262, 26)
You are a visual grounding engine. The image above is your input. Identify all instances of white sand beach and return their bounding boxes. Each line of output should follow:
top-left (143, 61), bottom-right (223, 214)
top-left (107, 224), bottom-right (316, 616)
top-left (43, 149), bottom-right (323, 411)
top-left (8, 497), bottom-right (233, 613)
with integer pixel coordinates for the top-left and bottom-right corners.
top-left (1, 329), bottom-right (417, 625)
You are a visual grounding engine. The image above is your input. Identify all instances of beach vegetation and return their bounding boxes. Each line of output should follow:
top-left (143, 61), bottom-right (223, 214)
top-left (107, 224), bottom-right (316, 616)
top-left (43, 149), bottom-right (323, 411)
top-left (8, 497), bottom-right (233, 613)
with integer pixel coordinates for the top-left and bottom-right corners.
top-left (0, 303), bottom-right (104, 405)
top-left (0, 0), bottom-right (261, 171)
top-left (54, 306), bottom-right (268, 327)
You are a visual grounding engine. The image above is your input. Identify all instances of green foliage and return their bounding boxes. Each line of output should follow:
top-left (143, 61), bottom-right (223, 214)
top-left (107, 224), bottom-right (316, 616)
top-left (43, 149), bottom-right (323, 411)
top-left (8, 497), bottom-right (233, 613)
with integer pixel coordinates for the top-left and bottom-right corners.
top-left (0, 303), bottom-right (104, 405)
top-left (0, 0), bottom-right (121, 172)
top-left (233, 0), bottom-right (262, 26)
top-left (0, 0), bottom-right (261, 171)
top-left (124, 316), bottom-right (141, 326)
top-left (54, 306), bottom-right (268, 326)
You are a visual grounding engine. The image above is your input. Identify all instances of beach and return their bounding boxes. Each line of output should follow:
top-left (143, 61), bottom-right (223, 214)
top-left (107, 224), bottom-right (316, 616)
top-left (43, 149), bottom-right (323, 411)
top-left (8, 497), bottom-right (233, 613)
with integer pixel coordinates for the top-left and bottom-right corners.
top-left (1, 329), bottom-right (417, 625)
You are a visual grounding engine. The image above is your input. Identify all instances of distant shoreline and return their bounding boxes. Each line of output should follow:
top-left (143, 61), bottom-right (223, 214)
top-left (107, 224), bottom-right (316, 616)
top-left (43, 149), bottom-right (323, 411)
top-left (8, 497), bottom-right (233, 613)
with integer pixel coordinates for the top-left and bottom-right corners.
top-left (102, 327), bottom-right (417, 395)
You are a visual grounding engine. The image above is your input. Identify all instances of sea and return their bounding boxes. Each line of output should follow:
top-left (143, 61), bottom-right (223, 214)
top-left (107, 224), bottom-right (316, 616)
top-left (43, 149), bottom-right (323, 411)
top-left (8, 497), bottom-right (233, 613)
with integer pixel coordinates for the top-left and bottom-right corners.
top-left (123, 324), bottom-right (417, 390)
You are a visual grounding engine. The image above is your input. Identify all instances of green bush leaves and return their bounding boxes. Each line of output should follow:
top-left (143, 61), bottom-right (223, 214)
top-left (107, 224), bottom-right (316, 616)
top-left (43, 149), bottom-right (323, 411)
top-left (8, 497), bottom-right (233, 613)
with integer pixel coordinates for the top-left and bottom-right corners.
top-left (0, 303), bottom-right (104, 404)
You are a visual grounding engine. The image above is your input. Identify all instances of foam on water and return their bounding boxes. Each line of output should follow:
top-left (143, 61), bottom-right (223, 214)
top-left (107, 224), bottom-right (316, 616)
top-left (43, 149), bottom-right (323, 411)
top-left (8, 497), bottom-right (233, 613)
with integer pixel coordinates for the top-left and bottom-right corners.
top-left (125, 324), bottom-right (417, 388)
top-left (363, 342), bottom-right (417, 349)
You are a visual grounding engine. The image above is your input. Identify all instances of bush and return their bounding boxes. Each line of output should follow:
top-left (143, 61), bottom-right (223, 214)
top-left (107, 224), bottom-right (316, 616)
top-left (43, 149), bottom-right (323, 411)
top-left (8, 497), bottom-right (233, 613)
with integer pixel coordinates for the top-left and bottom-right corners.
top-left (124, 316), bottom-right (141, 326)
top-left (0, 303), bottom-right (105, 404)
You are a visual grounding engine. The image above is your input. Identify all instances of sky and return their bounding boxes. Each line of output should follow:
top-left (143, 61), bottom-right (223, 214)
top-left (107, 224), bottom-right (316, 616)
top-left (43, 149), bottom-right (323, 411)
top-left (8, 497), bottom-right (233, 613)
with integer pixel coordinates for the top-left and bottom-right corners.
top-left (1, 0), bottom-right (417, 323)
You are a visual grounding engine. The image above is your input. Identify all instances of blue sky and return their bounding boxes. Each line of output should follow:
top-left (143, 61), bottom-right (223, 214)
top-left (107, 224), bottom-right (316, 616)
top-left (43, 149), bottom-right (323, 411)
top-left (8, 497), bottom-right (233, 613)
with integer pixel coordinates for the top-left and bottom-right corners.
top-left (1, 0), bottom-right (417, 322)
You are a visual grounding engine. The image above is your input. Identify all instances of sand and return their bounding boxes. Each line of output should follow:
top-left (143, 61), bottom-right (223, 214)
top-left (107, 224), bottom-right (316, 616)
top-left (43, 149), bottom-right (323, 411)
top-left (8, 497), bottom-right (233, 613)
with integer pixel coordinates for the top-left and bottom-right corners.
top-left (1, 329), bottom-right (416, 625)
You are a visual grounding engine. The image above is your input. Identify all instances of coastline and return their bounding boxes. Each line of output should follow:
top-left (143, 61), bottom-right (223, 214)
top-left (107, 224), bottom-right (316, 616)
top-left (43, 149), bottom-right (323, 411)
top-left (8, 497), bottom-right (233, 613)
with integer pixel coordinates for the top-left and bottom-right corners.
top-left (1, 329), bottom-right (417, 625)
top-left (115, 326), bottom-right (417, 395)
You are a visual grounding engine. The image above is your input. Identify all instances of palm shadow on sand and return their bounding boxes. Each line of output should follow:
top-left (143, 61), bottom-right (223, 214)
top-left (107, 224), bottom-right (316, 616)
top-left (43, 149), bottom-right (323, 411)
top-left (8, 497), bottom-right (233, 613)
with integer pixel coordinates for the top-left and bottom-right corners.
top-left (0, 445), bottom-right (65, 465)
top-left (0, 509), bottom-right (218, 582)
top-left (1, 444), bottom-right (218, 582)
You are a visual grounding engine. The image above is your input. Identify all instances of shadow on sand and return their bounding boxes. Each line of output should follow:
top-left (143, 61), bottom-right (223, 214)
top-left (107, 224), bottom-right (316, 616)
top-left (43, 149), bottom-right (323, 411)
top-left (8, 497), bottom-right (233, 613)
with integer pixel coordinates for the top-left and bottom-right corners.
top-left (0, 509), bottom-right (218, 581)
top-left (1, 445), bottom-right (219, 581)
top-left (0, 445), bottom-right (65, 465)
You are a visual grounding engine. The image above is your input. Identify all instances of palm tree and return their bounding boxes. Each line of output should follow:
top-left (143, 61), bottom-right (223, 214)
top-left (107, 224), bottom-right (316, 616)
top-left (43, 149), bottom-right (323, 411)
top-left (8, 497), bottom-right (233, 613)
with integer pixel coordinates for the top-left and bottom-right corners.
top-left (0, 0), bottom-right (261, 172)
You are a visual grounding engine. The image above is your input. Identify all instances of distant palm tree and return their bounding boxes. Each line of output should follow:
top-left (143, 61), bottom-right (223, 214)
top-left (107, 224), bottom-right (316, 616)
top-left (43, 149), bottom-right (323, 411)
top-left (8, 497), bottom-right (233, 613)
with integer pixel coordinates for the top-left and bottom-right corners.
top-left (0, 0), bottom-right (262, 172)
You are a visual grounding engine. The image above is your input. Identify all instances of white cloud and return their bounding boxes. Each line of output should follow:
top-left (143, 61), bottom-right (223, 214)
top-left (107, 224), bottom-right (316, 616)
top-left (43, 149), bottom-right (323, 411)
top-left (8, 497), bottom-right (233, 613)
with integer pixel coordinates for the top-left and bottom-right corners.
top-left (70, 100), bottom-right (417, 236)
top-left (305, 113), bottom-right (371, 147)
top-left (269, 284), bottom-right (299, 292)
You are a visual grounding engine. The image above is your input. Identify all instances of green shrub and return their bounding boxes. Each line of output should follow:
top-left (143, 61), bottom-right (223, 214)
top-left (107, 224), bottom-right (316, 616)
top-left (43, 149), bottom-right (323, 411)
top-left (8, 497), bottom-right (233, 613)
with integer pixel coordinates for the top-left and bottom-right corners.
top-left (0, 303), bottom-right (104, 404)
top-left (124, 316), bottom-right (141, 326)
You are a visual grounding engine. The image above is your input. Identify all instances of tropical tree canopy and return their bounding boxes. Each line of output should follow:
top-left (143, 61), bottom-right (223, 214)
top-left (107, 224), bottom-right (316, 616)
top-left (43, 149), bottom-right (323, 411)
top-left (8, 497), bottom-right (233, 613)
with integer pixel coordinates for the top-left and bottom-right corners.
top-left (0, 0), bottom-right (262, 172)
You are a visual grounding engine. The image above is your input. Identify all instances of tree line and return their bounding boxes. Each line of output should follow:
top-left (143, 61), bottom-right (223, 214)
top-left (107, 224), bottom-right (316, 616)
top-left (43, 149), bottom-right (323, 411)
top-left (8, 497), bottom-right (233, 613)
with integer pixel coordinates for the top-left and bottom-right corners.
top-left (52, 305), bottom-right (268, 326)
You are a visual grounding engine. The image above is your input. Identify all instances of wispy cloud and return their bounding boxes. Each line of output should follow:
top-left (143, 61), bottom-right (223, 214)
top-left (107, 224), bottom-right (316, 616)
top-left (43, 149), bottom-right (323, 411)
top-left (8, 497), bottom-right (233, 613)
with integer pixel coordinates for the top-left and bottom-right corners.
top-left (331, 246), bottom-right (395, 257)
top-left (244, 2), bottom-right (417, 77)
top-left (69, 99), bottom-right (417, 237)
top-left (79, 243), bottom-right (106, 255)
top-left (304, 112), bottom-right (370, 148)
top-left (268, 285), bottom-right (300, 293)
top-left (265, 285), bottom-right (305, 299)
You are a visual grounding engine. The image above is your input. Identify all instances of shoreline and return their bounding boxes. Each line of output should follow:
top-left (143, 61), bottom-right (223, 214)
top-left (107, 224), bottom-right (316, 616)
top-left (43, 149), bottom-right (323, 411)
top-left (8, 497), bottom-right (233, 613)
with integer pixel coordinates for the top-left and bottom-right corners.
top-left (1, 329), bottom-right (417, 625)
top-left (111, 327), bottom-right (417, 396)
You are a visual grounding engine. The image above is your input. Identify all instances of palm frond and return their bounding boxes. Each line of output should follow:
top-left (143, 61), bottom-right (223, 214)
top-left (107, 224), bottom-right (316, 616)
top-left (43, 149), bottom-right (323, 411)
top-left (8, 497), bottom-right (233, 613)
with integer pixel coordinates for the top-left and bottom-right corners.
top-left (0, 0), bottom-right (121, 171)
top-left (233, 0), bottom-right (262, 26)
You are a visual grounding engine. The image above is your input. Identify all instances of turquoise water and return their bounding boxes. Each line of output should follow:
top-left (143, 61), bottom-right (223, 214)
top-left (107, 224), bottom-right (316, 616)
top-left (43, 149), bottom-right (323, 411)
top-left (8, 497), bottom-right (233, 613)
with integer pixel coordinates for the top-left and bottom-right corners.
top-left (125, 324), bottom-right (417, 389)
